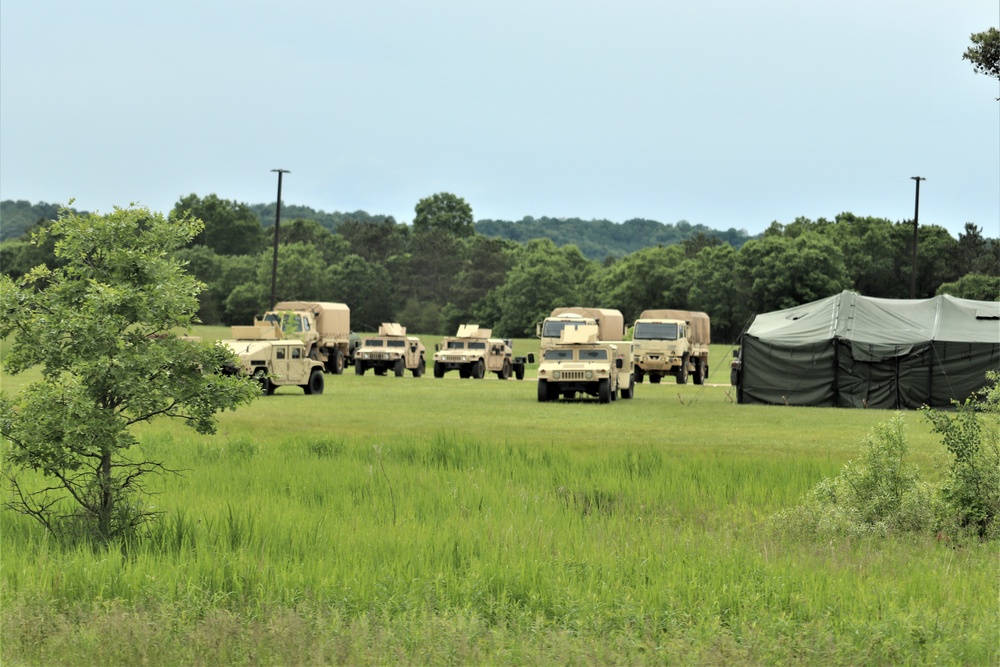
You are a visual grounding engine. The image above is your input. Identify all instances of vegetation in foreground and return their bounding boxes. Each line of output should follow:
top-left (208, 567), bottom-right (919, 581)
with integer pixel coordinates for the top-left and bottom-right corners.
top-left (1, 373), bottom-right (996, 666)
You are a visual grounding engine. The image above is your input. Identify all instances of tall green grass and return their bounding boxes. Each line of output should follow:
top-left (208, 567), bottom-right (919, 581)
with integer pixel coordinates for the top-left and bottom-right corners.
top-left (0, 333), bottom-right (993, 665)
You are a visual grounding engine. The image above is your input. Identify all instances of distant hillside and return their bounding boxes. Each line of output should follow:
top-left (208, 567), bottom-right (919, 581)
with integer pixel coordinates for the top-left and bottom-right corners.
top-left (0, 200), bottom-right (81, 241)
top-left (248, 204), bottom-right (395, 231)
top-left (474, 216), bottom-right (753, 261)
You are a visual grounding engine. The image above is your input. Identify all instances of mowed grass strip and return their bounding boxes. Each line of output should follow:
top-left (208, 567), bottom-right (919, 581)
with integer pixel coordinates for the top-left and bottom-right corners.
top-left (0, 331), bottom-right (993, 665)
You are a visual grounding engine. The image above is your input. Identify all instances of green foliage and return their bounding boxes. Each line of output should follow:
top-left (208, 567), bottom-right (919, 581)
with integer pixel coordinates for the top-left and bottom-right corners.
top-left (773, 416), bottom-right (934, 537)
top-left (936, 273), bottom-right (1000, 300)
top-left (171, 193), bottom-right (265, 256)
top-left (0, 205), bottom-right (259, 542)
top-left (923, 372), bottom-right (1000, 538)
top-left (0, 199), bottom-right (71, 241)
top-left (963, 27), bottom-right (1000, 80)
top-left (413, 192), bottom-right (474, 237)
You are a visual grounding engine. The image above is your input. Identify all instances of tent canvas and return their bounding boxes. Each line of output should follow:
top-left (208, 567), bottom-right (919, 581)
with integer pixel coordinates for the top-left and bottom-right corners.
top-left (736, 291), bottom-right (1000, 408)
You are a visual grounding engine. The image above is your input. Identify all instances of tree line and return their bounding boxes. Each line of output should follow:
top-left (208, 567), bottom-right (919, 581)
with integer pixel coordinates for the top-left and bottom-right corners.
top-left (1, 194), bottom-right (997, 343)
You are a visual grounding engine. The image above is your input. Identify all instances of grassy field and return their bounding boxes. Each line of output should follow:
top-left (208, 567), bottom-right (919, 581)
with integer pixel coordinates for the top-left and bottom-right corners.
top-left (0, 329), bottom-right (995, 665)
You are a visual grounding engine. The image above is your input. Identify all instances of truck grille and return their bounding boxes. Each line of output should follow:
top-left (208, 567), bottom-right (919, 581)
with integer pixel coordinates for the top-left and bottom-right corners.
top-left (368, 352), bottom-right (393, 361)
top-left (559, 371), bottom-right (586, 381)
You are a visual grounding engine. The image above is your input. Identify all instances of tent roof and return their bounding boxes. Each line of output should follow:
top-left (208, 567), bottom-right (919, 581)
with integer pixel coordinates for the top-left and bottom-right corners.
top-left (747, 291), bottom-right (1000, 345)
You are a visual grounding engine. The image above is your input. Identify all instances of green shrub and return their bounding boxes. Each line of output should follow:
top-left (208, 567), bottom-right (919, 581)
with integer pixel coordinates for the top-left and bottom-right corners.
top-left (923, 371), bottom-right (1000, 539)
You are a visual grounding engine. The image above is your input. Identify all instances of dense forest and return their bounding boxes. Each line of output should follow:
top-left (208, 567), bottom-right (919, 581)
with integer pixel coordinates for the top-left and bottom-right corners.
top-left (2, 195), bottom-right (997, 344)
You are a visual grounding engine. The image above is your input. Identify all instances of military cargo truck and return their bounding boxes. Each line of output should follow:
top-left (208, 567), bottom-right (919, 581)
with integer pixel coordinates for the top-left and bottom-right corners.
top-left (222, 324), bottom-right (325, 395)
top-left (354, 323), bottom-right (426, 377)
top-left (538, 307), bottom-right (626, 351)
top-left (433, 324), bottom-right (533, 380)
top-left (256, 301), bottom-right (354, 374)
top-left (631, 309), bottom-right (710, 385)
top-left (536, 323), bottom-right (634, 403)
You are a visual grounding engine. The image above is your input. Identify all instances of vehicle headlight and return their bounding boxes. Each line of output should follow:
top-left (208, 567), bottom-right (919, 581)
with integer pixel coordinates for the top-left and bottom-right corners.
top-left (585, 370), bottom-right (593, 379)
top-left (552, 370), bottom-right (561, 380)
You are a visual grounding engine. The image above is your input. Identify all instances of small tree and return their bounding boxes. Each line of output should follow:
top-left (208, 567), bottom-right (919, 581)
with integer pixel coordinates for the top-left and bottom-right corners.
top-left (963, 28), bottom-right (1000, 81)
top-left (0, 205), bottom-right (259, 543)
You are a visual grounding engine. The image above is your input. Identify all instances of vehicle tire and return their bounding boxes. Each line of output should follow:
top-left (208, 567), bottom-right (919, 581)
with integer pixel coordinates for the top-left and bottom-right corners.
top-left (499, 360), bottom-right (511, 380)
top-left (394, 358), bottom-right (405, 377)
top-left (434, 361), bottom-right (445, 378)
top-left (621, 373), bottom-right (635, 399)
top-left (374, 367), bottom-right (386, 376)
top-left (635, 367), bottom-right (644, 383)
top-left (537, 379), bottom-right (551, 402)
top-left (355, 360), bottom-right (365, 376)
top-left (731, 368), bottom-right (739, 386)
top-left (472, 359), bottom-right (485, 379)
top-left (650, 374), bottom-right (661, 384)
top-left (598, 378), bottom-right (612, 404)
top-left (459, 367), bottom-right (470, 379)
top-left (692, 357), bottom-right (704, 385)
top-left (330, 349), bottom-right (344, 375)
top-left (677, 355), bottom-right (689, 384)
top-left (253, 370), bottom-right (272, 396)
top-left (413, 357), bottom-right (425, 377)
top-left (515, 364), bottom-right (525, 380)
top-left (304, 369), bottom-right (324, 395)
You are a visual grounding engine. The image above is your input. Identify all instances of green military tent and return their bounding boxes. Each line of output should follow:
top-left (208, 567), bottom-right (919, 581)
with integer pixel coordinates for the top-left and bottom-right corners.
top-left (735, 291), bottom-right (1000, 408)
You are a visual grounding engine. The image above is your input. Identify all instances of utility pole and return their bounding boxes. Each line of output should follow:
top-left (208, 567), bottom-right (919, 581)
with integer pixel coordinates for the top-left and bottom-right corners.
top-left (909, 176), bottom-right (925, 299)
top-left (269, 169), bottom-right (290, 309)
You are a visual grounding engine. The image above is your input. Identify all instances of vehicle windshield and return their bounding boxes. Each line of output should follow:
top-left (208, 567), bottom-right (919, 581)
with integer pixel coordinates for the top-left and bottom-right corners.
top-left (634, 322), bottom-right (679, 341)
top-left (579, 349), bottom-right (608, 360)
top-left (363, 339), bottom-right (384, 347)
top-left (446, 341), bottom-right (465, 350)
top-left (543, 349), bottom-right (574, 361)
top-left (469, 342), bottom-right (486, 350)
top-left (387, 339), bottom-right (406, 348)
top-left (542, 319), bottom-right (589, 338)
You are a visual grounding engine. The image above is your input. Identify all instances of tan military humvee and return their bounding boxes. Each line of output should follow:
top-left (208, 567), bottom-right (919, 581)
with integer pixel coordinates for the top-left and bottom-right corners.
top-left (536, 324), bottom-right (634, 403)
top-left (432, 324), bottom-right (532, 380)
top-left (222, 325), bottom-right (325, 395)
top-left (353, 323), bottom-right (426, 377)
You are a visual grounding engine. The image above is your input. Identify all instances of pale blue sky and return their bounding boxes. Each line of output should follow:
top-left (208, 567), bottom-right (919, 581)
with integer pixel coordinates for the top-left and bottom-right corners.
top-left (1, 1), bottom-right (997, 237)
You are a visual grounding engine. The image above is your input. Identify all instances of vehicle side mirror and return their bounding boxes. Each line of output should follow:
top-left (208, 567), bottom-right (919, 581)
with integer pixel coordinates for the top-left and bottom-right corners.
top-left (435, 344), bottom-right (441, 351)
top-left (527, 354), bottom-right (535, 364)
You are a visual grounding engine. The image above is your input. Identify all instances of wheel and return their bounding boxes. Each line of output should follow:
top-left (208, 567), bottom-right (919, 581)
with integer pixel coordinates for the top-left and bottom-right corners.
top-left (498, 360), bottom-right (511, 380)
top-left (355, 359), bottom-right (365, 376)
top-left (692, 358), bottom-right (705, 385)
top-left (537, 379), bottom-right (551, 402)
top-left (434, 361), bottom-right (445, 378)
top-left (394, 358), bottom-right (405, 377)
top-left (650, 374), bottom-right (661, 384)
top-left (598, 378), bottom-right (612, 404)
top-left (621, 373), bottom-right (635, 399)
top-left (677, 355), bottom-right (689, 384)
top-left (329, 349), bottom-right (344, 375)
top-left (412, 357), bottom-right (425, 377)
top-left (459, 367), bottom-right (470, 379)
top-left (254, 370), bottom-right (273, 396)
top-left (374, 368), bottom-right (386, 376)
top-left (731, 368), bottom-right (739, 386)
top-left (514, 364), bottom-right (525, 381)
top-left (472, 359), bottom-right (485, 379)
top-left (304, 369), bottom-right (324, 395)
top-left (634, 367), bottom-right (644, 383)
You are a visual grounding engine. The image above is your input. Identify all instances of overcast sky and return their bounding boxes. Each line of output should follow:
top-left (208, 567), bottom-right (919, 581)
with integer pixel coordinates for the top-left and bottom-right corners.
top-left (1, 1), bottom-right (997, 237)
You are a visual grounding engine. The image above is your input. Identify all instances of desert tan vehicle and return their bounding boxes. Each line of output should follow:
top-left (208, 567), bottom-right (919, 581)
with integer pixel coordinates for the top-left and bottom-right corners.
top-left (222, 324), bottom-right (325, 395)
top-left (538, 307), bottom-right (625, 351)
top-left (631, 309), bottom-right (710, 385)
top-left (354, 323), bottom-right (426, 377)
top-left (432, 324), bottom-right (532, 380)
top-left (536, 323), bottom-right (634, 403)
top-left (256, 301), bottom-right (355, 374)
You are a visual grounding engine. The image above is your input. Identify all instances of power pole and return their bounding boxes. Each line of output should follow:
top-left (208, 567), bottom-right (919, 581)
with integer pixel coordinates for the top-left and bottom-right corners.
top-left (909, 176), bottom-right (925, 299)
top-left (269, 169), bottom-right (290, 309)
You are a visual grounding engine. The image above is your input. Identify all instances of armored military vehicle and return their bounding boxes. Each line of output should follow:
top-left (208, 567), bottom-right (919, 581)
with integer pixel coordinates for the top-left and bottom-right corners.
top-left (353, 323), bottom-right (426, 377)
top-left (222, 324), bottom-right (325, 395)
top-left (432, 324), bottom-right (532, 379)
top-left (536, 323), bottom-right (634, 403)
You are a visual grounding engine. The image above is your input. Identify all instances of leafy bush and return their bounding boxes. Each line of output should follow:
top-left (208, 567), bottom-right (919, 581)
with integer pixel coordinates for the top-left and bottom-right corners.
top-left (772, 416), bottom-right (934, 537)
top-left (923, 371), bottom-right (1000, 539)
